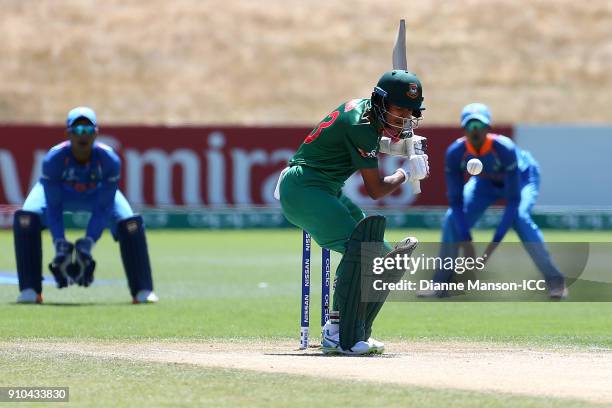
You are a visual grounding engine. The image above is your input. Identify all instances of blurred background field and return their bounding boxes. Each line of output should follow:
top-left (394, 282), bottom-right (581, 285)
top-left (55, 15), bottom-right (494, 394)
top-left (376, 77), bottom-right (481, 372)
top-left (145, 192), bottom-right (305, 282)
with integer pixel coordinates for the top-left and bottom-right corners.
top-left (2, 0), bottom-right (611, 211)
top-left (2, 0), bottom-right (612, 125)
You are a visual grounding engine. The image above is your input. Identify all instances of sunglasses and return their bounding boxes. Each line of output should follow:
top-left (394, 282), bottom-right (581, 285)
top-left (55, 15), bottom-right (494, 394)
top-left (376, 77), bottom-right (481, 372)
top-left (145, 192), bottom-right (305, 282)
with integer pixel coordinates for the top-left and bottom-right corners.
top-left (465, 120), bottom-right (487, 132)
top-left (68, 124), bottom-right (97, 136)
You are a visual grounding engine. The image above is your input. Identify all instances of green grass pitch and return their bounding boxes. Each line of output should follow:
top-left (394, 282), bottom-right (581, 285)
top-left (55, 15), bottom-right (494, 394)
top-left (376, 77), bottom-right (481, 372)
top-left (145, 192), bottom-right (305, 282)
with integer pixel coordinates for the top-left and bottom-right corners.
top-left (0, 228), bottom-right (610, 407)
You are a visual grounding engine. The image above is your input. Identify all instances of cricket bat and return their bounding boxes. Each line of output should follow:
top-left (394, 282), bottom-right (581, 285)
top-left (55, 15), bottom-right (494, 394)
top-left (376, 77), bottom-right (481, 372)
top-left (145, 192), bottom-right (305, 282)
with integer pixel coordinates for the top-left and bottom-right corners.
top-left (392, 19), bottom-right (421, 194)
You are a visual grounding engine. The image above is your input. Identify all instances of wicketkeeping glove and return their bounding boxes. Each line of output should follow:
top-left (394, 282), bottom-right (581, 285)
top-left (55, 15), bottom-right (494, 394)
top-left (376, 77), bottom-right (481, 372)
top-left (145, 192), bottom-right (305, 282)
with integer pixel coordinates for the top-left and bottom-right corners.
top-left (71, 237), bottom-right (96, 287)
top-left (48, 239), bottom-right (74, 288)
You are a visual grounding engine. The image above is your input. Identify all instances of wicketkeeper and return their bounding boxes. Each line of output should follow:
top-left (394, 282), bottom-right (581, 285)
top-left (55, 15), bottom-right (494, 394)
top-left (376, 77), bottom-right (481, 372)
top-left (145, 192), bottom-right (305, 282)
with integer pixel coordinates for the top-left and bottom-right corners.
top-left (277, 71), bottom-right (429, 355)
top-left (13, 106), bottom-right (158, 304)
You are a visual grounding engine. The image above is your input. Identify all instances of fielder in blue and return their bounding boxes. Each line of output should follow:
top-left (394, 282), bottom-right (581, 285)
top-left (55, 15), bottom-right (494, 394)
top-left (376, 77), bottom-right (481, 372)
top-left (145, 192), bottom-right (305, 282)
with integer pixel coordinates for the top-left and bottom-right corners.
top-left (431, 103), bottom-right (567, 299)
top-left (13, 106), bottom-right (158, 304)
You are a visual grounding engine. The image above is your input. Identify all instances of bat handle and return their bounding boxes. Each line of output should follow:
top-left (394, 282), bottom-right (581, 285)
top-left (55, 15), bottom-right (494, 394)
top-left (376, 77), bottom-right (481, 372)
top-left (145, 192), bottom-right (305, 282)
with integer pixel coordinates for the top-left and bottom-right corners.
top-left (406, 137), bottom-right (422, 194)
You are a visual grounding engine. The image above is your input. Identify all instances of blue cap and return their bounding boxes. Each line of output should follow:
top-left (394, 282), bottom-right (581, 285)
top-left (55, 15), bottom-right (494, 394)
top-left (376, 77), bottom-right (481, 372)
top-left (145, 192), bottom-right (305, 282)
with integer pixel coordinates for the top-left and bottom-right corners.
top-left (66, 106), bottom-right (97, 127)
top-left (460, 103), bottom-right (491, 128)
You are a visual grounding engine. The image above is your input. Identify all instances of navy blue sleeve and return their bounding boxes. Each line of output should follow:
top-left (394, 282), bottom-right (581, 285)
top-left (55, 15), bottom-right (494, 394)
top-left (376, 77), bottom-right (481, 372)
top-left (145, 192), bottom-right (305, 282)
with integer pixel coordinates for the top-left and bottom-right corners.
top-left (445, 144), bottom-right (471, 241)
top-left (492, 145), bottom-right (520, 243)
top-left (40, 150), bottom-right (66, 241)
top-left (86, 148), bottom-right (120, 242)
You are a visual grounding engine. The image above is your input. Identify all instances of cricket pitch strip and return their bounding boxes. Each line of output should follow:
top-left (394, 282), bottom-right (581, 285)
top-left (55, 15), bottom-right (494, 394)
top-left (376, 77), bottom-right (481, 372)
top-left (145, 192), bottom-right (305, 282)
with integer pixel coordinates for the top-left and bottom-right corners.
top-left (3, 340), bottom-right (612, 404)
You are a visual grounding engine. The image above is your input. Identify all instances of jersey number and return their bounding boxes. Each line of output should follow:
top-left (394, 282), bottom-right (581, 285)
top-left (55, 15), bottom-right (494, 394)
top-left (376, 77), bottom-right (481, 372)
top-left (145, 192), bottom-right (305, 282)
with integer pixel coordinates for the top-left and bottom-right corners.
top-left (304, 110), bottom-right (340, 144)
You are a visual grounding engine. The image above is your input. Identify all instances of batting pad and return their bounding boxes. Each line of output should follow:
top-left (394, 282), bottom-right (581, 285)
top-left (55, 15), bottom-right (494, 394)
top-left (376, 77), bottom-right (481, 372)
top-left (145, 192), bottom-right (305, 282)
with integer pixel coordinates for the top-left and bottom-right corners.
top-left (335, 216), bottom-right (386, 350)
top-left (117, 215), bottom-right (154, 297)
top-left (13, 210), bottom-right (43, 293)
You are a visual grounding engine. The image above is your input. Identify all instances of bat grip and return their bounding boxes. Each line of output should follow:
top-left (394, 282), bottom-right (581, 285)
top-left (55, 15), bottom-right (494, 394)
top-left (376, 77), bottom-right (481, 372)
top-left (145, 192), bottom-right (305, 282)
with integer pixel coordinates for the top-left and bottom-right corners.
top-left (406, 138), bottom-right (422, 194)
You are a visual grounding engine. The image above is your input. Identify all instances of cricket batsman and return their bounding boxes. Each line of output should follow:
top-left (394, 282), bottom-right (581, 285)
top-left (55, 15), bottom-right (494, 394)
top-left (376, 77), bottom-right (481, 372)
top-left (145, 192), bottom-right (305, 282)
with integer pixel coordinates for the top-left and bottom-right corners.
top-left (277, 70), bottom-right (429, 354)
top-left (13, 106), bottom-right (159, 304)
top-left (430, 103), bottom-right (567, 298)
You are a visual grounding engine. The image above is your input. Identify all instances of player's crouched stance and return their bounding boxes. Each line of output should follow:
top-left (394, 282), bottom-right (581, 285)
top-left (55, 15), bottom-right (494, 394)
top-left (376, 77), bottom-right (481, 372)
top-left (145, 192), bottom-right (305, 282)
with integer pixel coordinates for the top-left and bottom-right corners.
top-left (278, 71), bottom-right (429, 355)
top-left (13, 107), bottom-right (158, 305)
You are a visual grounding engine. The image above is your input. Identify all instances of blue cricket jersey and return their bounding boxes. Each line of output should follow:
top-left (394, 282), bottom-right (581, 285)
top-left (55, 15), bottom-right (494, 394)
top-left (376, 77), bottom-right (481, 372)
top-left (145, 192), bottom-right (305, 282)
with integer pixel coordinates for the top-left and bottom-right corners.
top-left (445, 133), bottom-right (534, 243)
top-left (40, 141), bottom-right (121, 242)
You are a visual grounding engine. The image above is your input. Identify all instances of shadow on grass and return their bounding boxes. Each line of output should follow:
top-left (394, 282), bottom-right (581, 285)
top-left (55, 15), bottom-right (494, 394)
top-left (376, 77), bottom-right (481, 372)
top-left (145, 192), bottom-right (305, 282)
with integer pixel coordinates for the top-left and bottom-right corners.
top-left (265, 352), bottom-right (396, 358)
top-left (9, 301), bottom-right (134, 307)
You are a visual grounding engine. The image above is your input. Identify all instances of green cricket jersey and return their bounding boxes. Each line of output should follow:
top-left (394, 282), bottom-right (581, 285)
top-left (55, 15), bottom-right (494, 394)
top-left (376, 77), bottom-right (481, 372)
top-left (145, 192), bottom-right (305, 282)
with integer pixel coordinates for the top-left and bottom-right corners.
top-left (288, 98), bottom-right (381, 190)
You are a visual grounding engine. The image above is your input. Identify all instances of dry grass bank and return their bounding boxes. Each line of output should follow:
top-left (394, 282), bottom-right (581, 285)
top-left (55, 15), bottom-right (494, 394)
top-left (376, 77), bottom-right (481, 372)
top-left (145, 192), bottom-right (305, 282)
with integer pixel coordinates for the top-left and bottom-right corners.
top-left (1, 0), bottom-right (611, 125)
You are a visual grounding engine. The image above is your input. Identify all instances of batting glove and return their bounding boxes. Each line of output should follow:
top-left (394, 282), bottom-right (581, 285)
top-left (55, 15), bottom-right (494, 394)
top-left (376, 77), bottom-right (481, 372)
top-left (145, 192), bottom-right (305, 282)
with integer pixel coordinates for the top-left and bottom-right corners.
top-left (404, 154), bottom-right (429, 182)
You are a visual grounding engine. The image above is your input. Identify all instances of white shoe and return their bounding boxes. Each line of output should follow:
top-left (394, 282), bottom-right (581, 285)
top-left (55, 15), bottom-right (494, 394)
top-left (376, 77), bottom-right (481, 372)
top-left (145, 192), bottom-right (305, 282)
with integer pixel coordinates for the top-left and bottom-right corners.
top-left (321, 320), bottom-right (371, 356)
top-left (340, 341), bottom-right (371, 355)
top-left (389, 236), bottom-right (419, 257)
top-left (416, 289), bottom-right (439, 298)
top-left (549, 286), bottom-right (568, 300)
top-left (321, 320), bottom-right (341, 354)
top-left (367, 337), bottom-right (385, 354)
top-left (17, 288), bottom-right (42, 304)
top-left (133, 290), bottom-right (159, 304)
